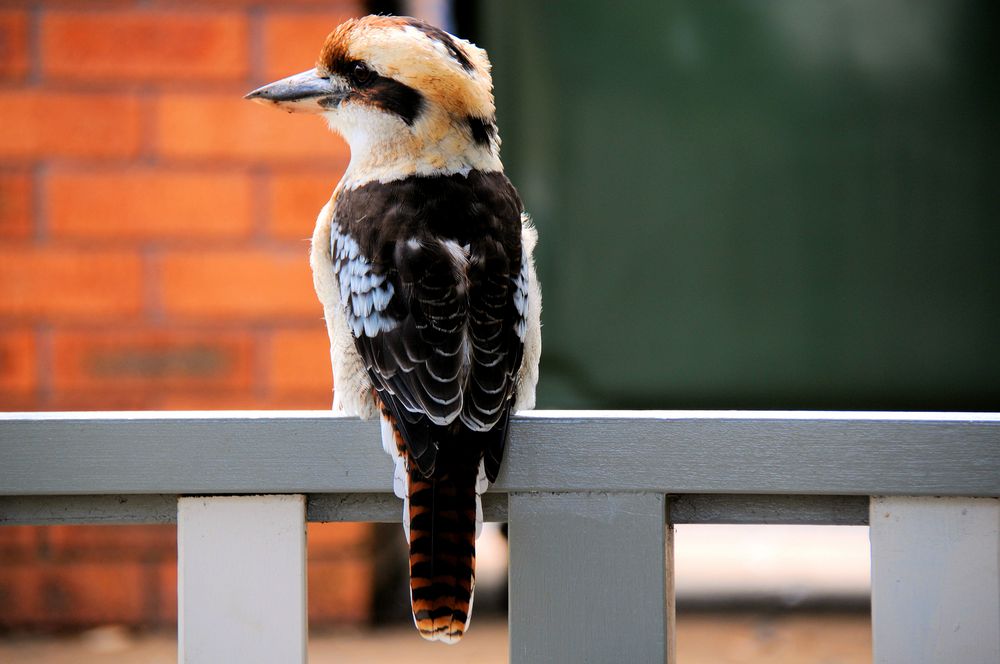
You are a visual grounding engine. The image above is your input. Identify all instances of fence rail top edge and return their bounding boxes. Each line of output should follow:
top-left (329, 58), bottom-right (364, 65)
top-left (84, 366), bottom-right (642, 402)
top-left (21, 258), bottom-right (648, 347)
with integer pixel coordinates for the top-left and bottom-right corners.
top-left (2, 409), bottom-right (999, 423)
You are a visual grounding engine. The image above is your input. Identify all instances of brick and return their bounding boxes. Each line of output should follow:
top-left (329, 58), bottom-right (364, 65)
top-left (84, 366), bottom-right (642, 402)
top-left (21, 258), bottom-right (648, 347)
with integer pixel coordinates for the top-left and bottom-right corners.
top-left (267, 171), bottom-right (339, 239)
top-left (46, 390), bottom-right (152, 412)
top-left (17, 0), bottom-right (136, 6)
top-left (0, 328), bottom-right (35, 393)
top-left (269, 326), bottom-right (330, 393)
top-left (42, 10), bottom-right (248, 82)
top-left (190, 0), bottom-right (359, 6)
top-left (0, 564), bottom-right (40, 626)
top-left (266, 392), bottom-right (334, 409)
top-left (263, 12), bottom-right (353, 81)
top-left (155, 559), bottom-right (177, 624)
top-left (51, 329), bottom-right (254, 394)
top-left (156, 93), bottom-right (350, 163)
top-left (46, 525), bottom-right (176, 562)
top-left (0, 561), bottom-right (147, 627)
top-left (49, 170), bottom-right (254, 240)
top-left (110, 386), bottom-right (337, 411)
top-left (0, 526), bottom-right (40, 563)
top-left (307, 558), bottom-right (372, 623)
top-left (0, 248), bottom-right (143, 320)
top-left (159, 248), bottom-right (319, 320)
top-left (153, 391), bottom-right (264, 410)
top-left (154, 391), bottom-right (332, 410)
top-left (0, 10), bottom-right (28, 80)
top-left (308, 522), bottom-right (369, 559)
top-left (0, 171), bottom-right (32, 239)
top-left (0, 91), bottom-right (141, 159)
top-left (0, 391), bottom-right (36, 411)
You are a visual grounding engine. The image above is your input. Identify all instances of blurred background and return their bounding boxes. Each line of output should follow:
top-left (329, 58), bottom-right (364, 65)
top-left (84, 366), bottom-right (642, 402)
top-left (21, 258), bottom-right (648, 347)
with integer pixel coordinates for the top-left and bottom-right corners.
top-left (0, 0), bottom-right (997, 661)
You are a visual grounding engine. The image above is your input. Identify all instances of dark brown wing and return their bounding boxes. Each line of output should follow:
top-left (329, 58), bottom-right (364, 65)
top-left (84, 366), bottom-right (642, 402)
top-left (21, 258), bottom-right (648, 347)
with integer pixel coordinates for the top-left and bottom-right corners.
top-left (330, 171), bottom-right (524, 478)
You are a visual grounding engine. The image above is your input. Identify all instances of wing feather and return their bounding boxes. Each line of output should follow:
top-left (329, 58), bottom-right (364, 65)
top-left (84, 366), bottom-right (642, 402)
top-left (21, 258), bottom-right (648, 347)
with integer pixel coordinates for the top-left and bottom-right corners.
top-left (330, 172), bottom-right (527, 479)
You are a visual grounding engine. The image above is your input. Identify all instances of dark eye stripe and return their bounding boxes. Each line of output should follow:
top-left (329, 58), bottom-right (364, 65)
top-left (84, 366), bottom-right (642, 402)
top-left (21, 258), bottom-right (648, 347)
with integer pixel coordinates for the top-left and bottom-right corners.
top-left (325, 58), bottom-right (424, 126)
top-left (362, 76), bottom-right (425, 126)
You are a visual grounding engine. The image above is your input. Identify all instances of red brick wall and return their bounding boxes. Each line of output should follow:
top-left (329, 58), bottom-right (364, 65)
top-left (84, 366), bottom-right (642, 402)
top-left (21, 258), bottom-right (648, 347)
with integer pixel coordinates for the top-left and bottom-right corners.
top-left (0, 522), bottom-right (372, 628)
top-left (0, 1), bottom-right (373, 629)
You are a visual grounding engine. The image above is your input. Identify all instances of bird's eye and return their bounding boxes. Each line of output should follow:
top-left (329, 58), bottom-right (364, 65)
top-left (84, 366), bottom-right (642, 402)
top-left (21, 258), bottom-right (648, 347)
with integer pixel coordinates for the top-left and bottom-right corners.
top-left (351, 62), bottom-right (376, 87)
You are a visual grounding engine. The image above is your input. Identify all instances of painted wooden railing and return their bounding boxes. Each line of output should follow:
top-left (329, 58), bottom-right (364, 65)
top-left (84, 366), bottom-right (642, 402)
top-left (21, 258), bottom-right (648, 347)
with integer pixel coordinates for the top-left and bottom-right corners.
top-left (1, 411), bottom-right (998, 663)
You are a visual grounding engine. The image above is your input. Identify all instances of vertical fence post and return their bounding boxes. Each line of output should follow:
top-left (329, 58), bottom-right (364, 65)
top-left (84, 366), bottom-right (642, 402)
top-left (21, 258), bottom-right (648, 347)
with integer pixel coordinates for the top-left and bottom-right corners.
top-left (508, 492), bottom-right (672, 663)
top-left (870, 496), bottom-right (1000, 664)
top-left (178, 495), bottom-right (307, 664)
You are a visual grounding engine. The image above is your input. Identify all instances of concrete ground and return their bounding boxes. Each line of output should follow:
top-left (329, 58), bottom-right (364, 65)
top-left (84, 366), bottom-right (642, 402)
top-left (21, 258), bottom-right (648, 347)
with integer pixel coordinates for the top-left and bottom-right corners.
top-left (0, 613), bottom-right (871, 663)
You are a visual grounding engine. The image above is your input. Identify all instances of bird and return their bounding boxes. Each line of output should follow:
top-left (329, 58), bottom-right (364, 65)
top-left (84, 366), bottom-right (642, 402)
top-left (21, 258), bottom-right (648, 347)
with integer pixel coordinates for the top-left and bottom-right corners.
top-left (246, 15), bottom-right (541, 643)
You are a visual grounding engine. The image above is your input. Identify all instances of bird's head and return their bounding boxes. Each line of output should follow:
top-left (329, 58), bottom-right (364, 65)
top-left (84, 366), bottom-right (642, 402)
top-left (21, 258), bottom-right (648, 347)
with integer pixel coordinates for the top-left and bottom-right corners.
top-left (246, 15), bottom-right (501, 185)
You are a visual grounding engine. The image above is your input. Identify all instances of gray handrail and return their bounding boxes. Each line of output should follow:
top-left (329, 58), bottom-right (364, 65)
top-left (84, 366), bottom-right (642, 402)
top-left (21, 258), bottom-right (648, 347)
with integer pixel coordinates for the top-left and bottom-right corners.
top-left (2, 410), bottom-right (998, 497)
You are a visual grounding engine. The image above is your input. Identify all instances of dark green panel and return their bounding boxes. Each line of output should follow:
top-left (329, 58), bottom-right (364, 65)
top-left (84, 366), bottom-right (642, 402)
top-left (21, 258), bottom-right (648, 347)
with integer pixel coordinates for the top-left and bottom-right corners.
top-left (481, 1), bottom-right (1000, 410)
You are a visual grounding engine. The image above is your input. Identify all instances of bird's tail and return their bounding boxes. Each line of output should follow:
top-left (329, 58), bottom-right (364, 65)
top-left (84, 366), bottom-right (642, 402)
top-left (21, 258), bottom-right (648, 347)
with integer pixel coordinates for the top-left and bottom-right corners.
top-left (406, 464), bottom-right (478, 644)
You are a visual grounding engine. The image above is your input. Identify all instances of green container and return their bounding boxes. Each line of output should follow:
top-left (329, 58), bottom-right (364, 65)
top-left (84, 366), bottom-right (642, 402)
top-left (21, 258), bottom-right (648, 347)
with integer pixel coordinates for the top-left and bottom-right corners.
top-left (481, 1), bottom-right (1000, 410)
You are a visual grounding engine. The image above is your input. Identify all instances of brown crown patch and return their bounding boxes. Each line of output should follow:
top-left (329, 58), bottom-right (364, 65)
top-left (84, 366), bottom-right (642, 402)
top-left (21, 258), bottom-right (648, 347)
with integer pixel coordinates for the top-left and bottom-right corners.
top-left (318, 16), bottom-right (411, 76)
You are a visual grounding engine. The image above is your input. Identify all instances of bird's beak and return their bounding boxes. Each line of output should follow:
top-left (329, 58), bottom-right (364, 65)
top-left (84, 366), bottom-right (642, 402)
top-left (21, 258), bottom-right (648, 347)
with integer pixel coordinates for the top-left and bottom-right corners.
top-left (244, 68), bottom-right (347, 113)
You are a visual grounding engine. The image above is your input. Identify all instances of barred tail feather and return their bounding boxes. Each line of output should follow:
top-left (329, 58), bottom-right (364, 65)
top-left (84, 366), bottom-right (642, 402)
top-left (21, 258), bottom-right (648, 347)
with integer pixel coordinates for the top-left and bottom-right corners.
top-left (407, 465), bottom-right (477, 644)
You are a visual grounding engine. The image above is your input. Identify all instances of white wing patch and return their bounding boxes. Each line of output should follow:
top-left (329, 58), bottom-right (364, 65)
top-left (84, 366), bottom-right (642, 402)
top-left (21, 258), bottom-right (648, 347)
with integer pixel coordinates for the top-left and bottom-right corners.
top-left (513, 218), bottom-right (541, 412)
top-left (512, 251), bottom-right (529, 340)
top-left (332, 223), bottom-right (399, 338)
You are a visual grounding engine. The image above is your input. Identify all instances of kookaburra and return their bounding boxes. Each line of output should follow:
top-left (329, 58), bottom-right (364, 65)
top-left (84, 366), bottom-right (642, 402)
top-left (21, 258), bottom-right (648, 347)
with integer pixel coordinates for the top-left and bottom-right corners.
top-left (246, 16), bottom-right (541, 643)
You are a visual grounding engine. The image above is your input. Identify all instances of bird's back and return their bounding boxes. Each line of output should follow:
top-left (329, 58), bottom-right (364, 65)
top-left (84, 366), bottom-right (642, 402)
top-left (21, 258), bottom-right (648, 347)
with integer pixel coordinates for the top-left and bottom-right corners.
top-left (332, 170), bottom-right (527, 642)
